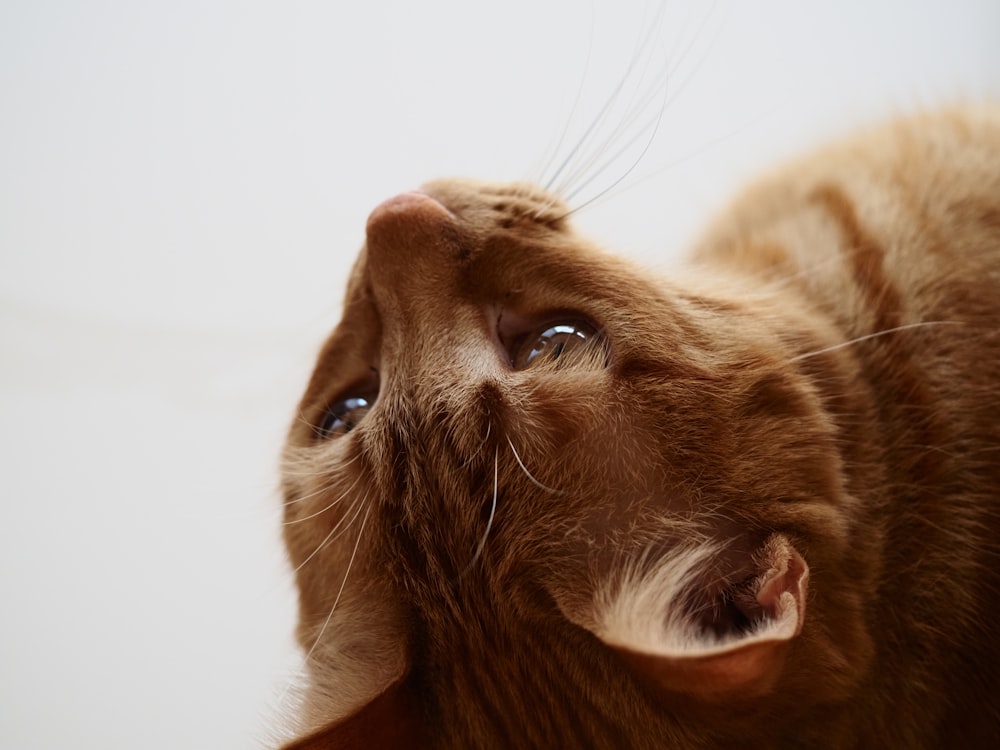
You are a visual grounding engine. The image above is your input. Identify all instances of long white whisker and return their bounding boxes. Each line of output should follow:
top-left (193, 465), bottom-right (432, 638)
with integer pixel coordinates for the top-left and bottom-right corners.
top-left (545, 77), bottom-right (629, 195)
top-left (556, 6), bottom-right (670, 195)
top-left (564, 0), bottom-right (710, 189)
top-left (790, 321), bottom-right (962, 362)
top-left (533, 0), bottom-right (596, 185)
top-left (291, 493), bottom-right (368, 575)
top-left (562, 87), bottom-right (668, 210)
top-left (578, 105), bottom-right (756, 210)
top-left (283, 472), bottom-right (365, 525)
top-left (456, 419), bottom-right (493, 471)
top-left (464, 447), bottom-right (499, 574)
top-left (281, 476), bottom-right (340, 508)
top-left (507, 436), bottom-right (564, 494)
top-left (564, 1), bottom-right (723, 213)
top-left (544, 3), bottom-right (665, 194)
top-left (281, 464), bottom-right (356, 511)
top-left (303, 497), bottom-right (373, 666)
top-left (656, 0), bottom-right (721, 107)
top-left (557, 83), bottom-right (662, 202)
top-left (553, 11), bottom-right (669, 199)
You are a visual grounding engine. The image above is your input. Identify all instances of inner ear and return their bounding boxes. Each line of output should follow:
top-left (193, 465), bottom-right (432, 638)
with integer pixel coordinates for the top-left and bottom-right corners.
top-left (585, 534), bottom-right (809, 702)
top-left (283, 677), bottom-right (425, 750)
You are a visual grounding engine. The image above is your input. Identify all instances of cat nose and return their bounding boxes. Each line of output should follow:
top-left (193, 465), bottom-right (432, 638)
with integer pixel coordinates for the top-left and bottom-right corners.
top-left (365, 190), bottom-right (456, 263)
top-left (366, 190), bottom-right (454, 237)
top-left (364, 190), bottom-right (461, 316)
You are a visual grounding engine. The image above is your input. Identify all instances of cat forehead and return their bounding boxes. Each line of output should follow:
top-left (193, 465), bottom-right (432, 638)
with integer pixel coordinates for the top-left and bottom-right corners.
top-left (418, 178), bottom-right (571, 227)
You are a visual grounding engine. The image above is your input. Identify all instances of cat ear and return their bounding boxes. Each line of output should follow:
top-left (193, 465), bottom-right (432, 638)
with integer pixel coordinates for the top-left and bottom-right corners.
top-left (589, 535), bottom-right (808, 702)
top-left (283, 677), bottom-right (424, 750)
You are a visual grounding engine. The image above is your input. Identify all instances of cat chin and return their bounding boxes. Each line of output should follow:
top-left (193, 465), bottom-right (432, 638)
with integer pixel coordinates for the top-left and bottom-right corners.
top-left (563, 534), bottom-right (808, 702)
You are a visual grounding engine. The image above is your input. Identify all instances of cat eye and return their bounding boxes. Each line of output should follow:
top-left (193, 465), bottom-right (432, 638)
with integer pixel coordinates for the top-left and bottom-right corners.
top-left (512, 321), bottom-right (603, 369)
top-left (315, 395), bottom-right (374, 440)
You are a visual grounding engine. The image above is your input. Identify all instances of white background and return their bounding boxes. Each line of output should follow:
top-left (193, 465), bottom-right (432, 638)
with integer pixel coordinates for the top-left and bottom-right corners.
top-left (2, 1), bottom-right (998, 747)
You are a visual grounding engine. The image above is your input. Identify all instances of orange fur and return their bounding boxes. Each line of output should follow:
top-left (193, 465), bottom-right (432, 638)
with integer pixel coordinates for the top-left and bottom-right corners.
top-left (280, 106), bottom-right (1000, 748)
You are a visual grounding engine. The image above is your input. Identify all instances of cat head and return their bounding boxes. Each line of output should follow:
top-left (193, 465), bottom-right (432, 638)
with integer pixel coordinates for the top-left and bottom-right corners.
top-left (281, 180), bottom-right (874, 748)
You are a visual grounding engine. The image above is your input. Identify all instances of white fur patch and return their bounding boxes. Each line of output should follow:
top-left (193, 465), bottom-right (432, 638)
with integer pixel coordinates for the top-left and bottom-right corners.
top-left (590, 543), bottom-right (800, 659)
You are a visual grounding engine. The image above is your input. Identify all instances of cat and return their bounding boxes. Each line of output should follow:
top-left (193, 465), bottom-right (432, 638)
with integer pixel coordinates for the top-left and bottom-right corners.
top-left (277, 105), bottom-right (1000, 748)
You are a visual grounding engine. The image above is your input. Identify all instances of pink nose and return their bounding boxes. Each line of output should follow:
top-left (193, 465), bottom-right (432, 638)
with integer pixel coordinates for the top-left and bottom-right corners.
top-left (363, 190), bottom-right (462, 324)
top-left (365, 190), bottom-right (453, 242)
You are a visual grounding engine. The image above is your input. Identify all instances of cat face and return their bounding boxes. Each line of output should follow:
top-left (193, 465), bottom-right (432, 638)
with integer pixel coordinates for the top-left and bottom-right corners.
top-left (281, 179), bottom-right (872, 747)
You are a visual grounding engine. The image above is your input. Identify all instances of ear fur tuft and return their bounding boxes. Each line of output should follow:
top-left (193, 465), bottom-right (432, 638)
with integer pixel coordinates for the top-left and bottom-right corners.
top-left (587, 535), bottom-right (809, 701)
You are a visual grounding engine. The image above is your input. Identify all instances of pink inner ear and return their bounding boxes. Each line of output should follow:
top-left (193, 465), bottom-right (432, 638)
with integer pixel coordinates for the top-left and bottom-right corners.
top-left (753, 536), bottom-right (809, 637)
top-left (607, 535), bottom-right (810, 703)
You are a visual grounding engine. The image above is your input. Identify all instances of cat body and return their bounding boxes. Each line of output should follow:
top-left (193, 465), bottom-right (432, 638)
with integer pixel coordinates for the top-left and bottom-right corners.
top-left (280, 106), bottom-right (1000, 748)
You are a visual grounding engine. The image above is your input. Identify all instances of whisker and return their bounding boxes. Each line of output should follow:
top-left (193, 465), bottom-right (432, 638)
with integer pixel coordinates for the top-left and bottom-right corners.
top-left (543, 2), bottom-right (666, 195)
top-left (564, 0), bottom-right (724, 192)
top-left (562, 1), bottom-right (724, 215)
top-left (280, 466), bottom-right (354, 510)
top-left (559, 1), bottom-right (729, 216)
top-left (561, 83), bottom-right (668, 212)
top-left (291, 408), bottom-right (319, 435)
top-left (507, 435), bottom-right (564, 494)
top-left (653, 0), bottom-right (723, 110)
top-left (281, 476), bottom-right (338, 508)
top-left (533, 0), bottom-right (596, 186)
top-left (553, 10), bottom-right (670, 199)
top-left (290, 492), bottom-right (368, 575)
top-left (303, 496), bottom-right (373, 666)
top-left (578, 104), bottom-right (756, 211)
top-left (463, 447), bottom-right (499, 575)
top-left (455, 418), bottom-right (494, 471)
top-left (280, 447), bottom-right (361, 487)
top-left (283, 472), bottom-right (365, 525)
top-left (281, 449), bottom-right (360, 476)
top-left (790, 321), bottom-right (963, 362)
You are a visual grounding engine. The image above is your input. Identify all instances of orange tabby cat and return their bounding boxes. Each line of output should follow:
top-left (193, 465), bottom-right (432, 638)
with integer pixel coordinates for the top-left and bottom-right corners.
top-left (279, 106), bottom-right (1000, 748)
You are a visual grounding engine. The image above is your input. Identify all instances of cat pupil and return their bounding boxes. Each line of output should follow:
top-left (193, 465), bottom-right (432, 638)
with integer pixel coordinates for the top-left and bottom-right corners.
top-left (522, 323), bottom-right (592, 367)
top-left (316, 395), bottom-right (372, 439)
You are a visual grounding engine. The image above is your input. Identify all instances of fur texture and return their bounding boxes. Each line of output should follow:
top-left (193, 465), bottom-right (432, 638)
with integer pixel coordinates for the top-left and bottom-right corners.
top-left (279, 106), bottom-right (1000, 748)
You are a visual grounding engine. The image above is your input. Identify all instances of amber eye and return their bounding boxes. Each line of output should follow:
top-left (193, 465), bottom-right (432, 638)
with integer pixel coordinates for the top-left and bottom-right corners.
top-left (315, 395), bottom-right (373, 440)
top-left (513, 321), bottom-right (602, 369)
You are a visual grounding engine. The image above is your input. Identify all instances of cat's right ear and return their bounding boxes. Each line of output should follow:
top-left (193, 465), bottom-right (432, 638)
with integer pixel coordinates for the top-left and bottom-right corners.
top-left (282, 678), bottom-right (424, 750)
top-left (579, 534), bottom-right (809, 703)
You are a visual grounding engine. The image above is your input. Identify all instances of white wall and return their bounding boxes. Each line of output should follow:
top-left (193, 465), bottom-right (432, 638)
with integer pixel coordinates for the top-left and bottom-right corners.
top-left (2, 1), bottom-right (998, 747)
